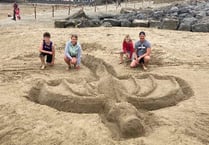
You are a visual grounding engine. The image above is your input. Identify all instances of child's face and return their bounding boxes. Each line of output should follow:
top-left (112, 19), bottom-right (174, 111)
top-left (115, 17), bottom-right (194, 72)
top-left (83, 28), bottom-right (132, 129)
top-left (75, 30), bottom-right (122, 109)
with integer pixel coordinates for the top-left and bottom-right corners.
top-left (125, 38), bottom-right (130, 42)
top-left (44, 37), bottom-right (50, 43)
top-left (71, 37), bottom-right (77, 45)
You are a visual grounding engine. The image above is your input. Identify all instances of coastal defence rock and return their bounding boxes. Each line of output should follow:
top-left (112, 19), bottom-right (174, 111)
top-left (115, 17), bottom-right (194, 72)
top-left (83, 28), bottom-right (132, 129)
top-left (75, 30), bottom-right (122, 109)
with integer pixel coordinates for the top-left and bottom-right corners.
top-left (54, 1), bottom-right (209, 32)
top-left (179, 17), bottom-right (197, 31)
top-left (161, 18), bottom-right (179, 30)
top-left (132, 19), bottom-right (149, 27)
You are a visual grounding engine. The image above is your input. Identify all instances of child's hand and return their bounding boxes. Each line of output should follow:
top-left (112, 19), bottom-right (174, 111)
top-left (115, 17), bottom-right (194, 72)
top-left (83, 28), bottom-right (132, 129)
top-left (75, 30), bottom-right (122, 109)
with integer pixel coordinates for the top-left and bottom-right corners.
top-left (126, 53), bottom-right (130, 58)
top-left (48, 52), bottom-right (53, 55)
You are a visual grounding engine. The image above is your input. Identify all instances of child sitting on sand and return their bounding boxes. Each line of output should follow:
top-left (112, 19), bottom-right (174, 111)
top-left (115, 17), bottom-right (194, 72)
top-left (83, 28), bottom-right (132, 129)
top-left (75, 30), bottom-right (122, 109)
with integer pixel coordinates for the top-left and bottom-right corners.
top-left (119, 34), bottom-right (134, 64)
top-left (64, 34), bottom-right (82, 70)
top-left (39, 32), bottom-right (55, 70)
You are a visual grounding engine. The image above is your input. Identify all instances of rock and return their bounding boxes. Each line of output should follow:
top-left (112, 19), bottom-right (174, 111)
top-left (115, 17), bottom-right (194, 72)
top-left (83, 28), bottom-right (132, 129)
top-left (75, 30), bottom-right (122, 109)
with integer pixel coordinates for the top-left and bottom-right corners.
top-left (89, 19), bottom-right (101, 27)
top-left (120, 19), bottom-right (131, 27)
top-left (102, 19), bottom-right (121, 26)
top-left (192, 23), bottom-right (209, 32)
top-left (65, 9), bottom-right (88, 20)
top-left (136, 13), bottom-right (147, 19)
top-left (178, 7), bottom-right (190, 14)
top-left (178, 17), bottom-right (197, 31)
top-left (196, 11), bottom-right (206, 19)
top-left (161, 18), bottom-right (179, 30)
top-left (65, 18), bottom-right (101, 28)
top-left (152, 10), bottom-right (164, 19)
top-left (169, 6), bottom-right (179, 13)
top-left (178, 13), bottom-right (189, 19)
top-left (54, 19), bottom-right (67, 28)
top-left (102, 22), bottom-right (112, 27)
top-left (206, 10), bottom-right (209, 16)
top-left (192, 17), bottom-right (209, 32)
top-left (127, 15), bottom-right (138, 23)
top-left (75, 19), bottom-right (91, 28)
top-left (179, 23), bottom-right (191, 31)
top-left (98, 13), bottom-right (118, 20)
top-left (132, 19), bottom-right (149, 27)
top-left (170, 12), bottom-right (178, 17)
top-left (149, 19), bottom-right (161, 28)
top-left (65, 19), bottom-right (80, 28)
top-left (120, 8), bottom-right (136, 14)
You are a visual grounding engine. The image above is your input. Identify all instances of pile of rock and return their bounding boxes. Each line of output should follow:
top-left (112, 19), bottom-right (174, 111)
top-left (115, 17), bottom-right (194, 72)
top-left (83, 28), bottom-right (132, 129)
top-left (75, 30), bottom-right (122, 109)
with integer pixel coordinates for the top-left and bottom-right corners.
top-left (55, 0), bottom-right (209, 32)
top-left (55, 9), bottom-right (101, 28)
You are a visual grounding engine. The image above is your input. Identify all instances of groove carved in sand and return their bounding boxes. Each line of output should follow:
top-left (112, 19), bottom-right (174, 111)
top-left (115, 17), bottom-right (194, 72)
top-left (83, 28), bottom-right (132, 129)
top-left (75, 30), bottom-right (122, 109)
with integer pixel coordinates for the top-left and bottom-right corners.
top-left (25, 55), bottom-right (194, 139)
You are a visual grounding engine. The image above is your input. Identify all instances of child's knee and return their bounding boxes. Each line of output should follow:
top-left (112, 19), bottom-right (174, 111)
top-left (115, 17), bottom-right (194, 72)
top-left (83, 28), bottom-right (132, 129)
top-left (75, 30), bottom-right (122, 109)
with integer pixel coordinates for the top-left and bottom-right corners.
top-left (71, 58), bottom-right (77, 64)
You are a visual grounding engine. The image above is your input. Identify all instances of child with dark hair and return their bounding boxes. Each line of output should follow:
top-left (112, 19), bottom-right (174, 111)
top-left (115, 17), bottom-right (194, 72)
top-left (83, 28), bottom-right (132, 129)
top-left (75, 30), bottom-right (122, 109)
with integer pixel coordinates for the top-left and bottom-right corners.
top-left (39, 32), bottom-right (55, 70)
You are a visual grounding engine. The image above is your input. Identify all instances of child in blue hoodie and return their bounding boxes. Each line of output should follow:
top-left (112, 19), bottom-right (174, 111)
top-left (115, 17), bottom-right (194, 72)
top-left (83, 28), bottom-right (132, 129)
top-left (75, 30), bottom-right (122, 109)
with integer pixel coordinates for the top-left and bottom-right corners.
top-left (64, 34), bottom-right (82, 70)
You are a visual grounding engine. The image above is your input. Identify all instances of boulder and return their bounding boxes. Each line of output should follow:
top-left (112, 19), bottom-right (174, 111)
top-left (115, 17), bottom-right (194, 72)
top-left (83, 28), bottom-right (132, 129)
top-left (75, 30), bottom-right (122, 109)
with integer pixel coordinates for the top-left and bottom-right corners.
top-left (178, 17), bottom-right (197, 31)
top-left (65, 19), bottom-right (80, 28)
top-left (102, 19), bottom-right (121, 26)
top-left (161, 18), bottom-right (179, 30)
top-left (169, 12), bottom-right (178, 17)
top-left (206, 10), bottom-right (209, 16)
top-left (169, 6), bottom-right (179, 13)
top-left (178, 7), bottom-right (190, 14)
top-left (65, 9), bottom-right (88, 20)
top-left (89, 19), bottom-right (101, 27)
top-left (136, 13), bottom-right (147, 19)
top-left (120, 19), bottom-right (131, 27)
top-left (75, 19), bottom-right (91, 28)
top-left (102, 22), bottom-right (112, 27)
top-left (127, 15), bottom-right (138, 23)
top-left (132, 19), bottom-right (149, 27)
top-left (192, 23), bottom-right (209, 32)
top-left (120, 8), bottom-right (136, 14)
top-left (179, 23), bottom-right (191, 31)
top-left (196, 11), bottom-right (206, 19)
top-left (54, 19), bottom-right (67, 28)
top-left (98, 13), bottom-right (118, 20)
top-left (192, 17), bottom-right (209, 32)
top-left (152, 10), bottom-right (164, 20)
top-left (65, 18), bottom-right (101, 28)
top-left (149, 20), bottom-right (161, 28)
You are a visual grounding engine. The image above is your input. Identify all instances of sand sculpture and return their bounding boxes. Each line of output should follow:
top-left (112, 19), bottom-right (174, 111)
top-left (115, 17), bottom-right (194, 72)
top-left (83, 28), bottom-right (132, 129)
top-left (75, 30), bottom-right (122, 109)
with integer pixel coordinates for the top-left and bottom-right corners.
top-left (25, 54), bottom-right (193, 139)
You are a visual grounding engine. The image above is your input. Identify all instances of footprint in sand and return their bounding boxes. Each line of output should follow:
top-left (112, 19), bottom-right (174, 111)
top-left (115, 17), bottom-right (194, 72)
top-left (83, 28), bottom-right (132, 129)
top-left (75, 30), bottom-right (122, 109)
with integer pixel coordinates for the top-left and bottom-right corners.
top-left (24, 54), bottom-right (194, 139)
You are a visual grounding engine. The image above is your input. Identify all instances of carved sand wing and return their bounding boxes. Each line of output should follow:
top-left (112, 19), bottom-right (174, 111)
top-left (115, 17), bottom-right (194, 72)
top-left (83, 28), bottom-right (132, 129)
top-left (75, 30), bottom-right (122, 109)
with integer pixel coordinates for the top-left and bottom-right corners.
top-left (25, 54), bottom-right (194, 139)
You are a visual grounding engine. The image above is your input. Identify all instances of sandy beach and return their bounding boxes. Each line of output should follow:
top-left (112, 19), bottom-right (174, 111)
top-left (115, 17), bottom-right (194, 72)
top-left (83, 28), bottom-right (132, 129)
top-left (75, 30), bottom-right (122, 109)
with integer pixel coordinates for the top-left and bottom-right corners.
top-left (0, 2), bottom-right (209, 145)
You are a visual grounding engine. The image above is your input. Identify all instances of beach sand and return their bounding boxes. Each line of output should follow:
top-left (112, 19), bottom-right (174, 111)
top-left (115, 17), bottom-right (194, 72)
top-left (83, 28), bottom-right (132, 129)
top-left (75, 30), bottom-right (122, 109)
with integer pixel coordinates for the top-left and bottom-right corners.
top-left (0, 2), bottom-right (209, 145)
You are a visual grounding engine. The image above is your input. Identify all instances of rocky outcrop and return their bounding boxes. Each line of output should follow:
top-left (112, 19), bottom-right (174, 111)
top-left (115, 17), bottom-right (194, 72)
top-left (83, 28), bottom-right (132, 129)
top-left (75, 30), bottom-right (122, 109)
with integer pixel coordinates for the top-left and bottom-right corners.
top-left (55, 1), bottom-right (209, 32)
